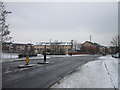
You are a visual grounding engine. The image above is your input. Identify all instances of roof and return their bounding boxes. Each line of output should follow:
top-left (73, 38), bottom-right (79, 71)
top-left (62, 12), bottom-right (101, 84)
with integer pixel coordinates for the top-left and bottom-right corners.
top-left (83, 41), bottom-right (101, 47)
top-left (35, 42), bottom-right (71, 46)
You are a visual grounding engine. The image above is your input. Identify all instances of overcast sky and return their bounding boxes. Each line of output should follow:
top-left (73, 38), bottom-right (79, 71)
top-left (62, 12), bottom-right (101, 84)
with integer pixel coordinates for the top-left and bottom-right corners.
top-left (5, 2), bottom-right (118, 46)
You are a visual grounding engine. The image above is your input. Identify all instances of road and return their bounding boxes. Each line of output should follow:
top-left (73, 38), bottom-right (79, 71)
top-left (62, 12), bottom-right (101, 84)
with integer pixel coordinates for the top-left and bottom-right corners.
top-left (2, 55), bottom-right (100, 88)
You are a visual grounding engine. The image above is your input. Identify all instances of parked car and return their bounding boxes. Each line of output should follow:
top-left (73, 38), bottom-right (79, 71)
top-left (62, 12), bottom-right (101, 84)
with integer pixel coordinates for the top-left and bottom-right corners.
top-left (102, 53), bottom-right (106, 56)
top-left (18, 52), bottom-right (37, 58)
top-left (112, 53), bottom-right (120, 58)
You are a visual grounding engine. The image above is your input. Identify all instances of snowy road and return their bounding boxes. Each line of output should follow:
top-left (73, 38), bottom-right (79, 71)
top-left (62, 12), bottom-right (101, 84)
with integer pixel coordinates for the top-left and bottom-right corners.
top-left (51, 55), bottom-right (118, 89)
top-left (3, 55), bottom-right (100, 88)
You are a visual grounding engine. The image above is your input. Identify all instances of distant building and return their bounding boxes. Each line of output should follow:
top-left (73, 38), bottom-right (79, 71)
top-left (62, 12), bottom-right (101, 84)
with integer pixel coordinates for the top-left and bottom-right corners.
top-left (34, 41), bottom-right (72, 54)
top-left (81, 41), bottom-right (109, 54)
top-left (2, 42), bottom-right (12, 53)
top-left (2, 42), bottom-right (35, 53)
top-left (12, 43), bottom-right (28, 53)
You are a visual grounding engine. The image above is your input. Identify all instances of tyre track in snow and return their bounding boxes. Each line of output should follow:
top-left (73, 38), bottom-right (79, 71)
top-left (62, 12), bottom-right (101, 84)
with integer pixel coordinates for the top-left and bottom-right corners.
top-left (104, 62), bottom-right (117, 90)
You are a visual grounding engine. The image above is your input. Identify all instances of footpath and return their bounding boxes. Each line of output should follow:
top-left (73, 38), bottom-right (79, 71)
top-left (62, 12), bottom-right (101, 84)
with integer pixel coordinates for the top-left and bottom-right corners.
top-left (51, 55), bottom-right (118, 89)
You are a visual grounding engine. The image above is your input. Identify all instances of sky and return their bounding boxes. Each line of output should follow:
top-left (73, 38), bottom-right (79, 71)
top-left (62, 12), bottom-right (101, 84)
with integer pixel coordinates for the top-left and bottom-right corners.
top-left (5, 2), bottom-right (118, 46)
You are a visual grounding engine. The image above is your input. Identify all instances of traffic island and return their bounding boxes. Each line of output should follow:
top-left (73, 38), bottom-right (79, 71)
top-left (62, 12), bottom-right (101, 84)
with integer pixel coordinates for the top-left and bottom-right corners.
top-left (18, 64), bottom-right (36, 68)
top-left (18, 55), bottom-right (37, 68)
top-left (38, 47), bottom-right (50, 64)
top-left (37, 61), bottom-right (50, 64)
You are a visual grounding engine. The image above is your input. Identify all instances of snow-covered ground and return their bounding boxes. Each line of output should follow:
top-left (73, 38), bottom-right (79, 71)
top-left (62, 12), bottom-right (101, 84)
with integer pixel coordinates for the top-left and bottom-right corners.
top-left (51, 55), bottom-right (118, 88)
top-left (2, 53), bottom-right (93, 59)
top-left (46, 54), bottom-right (91, 58)
top-left (2, 53), bottom-right (19, 59)
top-left (1, 53), bottom-right (93, 63)
top-left (1, 53), bottom-right (50, 62)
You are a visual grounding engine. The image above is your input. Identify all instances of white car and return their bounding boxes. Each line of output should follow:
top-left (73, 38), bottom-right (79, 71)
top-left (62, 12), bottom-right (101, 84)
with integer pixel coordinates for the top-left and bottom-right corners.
top-left (112, 53), bottom-right (119, 58)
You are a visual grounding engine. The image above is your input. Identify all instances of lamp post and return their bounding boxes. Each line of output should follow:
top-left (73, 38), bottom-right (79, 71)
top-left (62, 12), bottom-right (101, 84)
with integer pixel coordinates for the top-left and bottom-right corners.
top-left (71, 40), bottom-right (73, 56)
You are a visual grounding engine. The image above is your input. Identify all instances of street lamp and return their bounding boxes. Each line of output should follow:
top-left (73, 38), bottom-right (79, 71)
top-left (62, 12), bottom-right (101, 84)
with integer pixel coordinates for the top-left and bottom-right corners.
top-left (71, 40), bottom-right (73, 56)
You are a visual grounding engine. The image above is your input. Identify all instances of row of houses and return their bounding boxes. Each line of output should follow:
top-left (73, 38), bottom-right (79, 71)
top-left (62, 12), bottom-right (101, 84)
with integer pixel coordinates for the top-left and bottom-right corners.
top-left (2, 42), bottom-right (34, 53)
top-left (2, 41), bottom-right (116, 55)
top-left (34, 41), bottom-right (72, 55)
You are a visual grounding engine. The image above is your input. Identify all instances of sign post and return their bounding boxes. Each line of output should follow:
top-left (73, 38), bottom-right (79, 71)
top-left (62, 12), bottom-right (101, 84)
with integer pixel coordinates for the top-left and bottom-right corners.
top-left (38, 43), bottom-right (49, 64)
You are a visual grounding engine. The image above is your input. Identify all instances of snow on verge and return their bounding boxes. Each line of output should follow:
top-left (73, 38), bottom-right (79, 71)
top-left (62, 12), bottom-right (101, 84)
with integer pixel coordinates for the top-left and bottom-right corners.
top-left (51, 55), bottom-right (118, 88)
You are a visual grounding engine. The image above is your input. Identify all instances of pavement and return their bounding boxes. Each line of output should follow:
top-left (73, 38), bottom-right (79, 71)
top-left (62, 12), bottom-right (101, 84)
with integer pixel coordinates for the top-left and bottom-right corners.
top-left (2, 55), bottom-right (100, 88)
top-left (119, 58), bottom-right (120, 90)
top-left (51, 55), bottom-right (118, 89)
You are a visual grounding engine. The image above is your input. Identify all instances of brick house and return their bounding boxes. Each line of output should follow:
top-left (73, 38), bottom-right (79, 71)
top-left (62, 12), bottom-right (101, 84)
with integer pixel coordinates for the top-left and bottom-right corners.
top-left (81, 41), bottom-right (108, 54)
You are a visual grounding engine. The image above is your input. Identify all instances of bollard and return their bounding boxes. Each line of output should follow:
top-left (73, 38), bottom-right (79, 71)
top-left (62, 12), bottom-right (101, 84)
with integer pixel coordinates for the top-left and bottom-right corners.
top-left (43, 50), bottom-right (46, 63)
top-left (25, 55), bottom-right (29, 65)
top-left (44, 54), bottom-right (46, 63)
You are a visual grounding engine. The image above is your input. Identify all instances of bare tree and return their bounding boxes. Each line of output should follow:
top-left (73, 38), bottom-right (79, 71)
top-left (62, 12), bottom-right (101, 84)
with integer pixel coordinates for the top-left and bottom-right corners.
top-left (111, 34), bottom-right (120, 57)
top-left (0, 1), bottom-right (12, 43)
top-left (0, 1), bottom-right (11, 59)
top-left (73, 40), bottom-right (81, 51)
top-left (111, 35), bottom-right (120, 47)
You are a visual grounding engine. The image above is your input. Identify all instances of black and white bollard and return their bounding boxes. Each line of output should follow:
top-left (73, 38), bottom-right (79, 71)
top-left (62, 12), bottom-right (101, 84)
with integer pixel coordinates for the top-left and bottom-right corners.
top-left (25, 55), bottom-right (29, 65)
